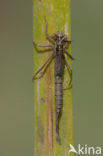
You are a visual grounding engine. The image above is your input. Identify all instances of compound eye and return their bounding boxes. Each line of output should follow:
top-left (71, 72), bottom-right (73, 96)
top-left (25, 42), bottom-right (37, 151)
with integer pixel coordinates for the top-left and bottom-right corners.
top-left (52, 33), bottom-right (58, 40)
top-left (63, 35), bottom-right (68, 41)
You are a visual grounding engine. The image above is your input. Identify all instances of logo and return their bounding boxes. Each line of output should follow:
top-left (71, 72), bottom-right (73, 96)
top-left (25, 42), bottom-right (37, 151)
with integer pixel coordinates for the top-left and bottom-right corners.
top-left (68, 144), bottom-right (102, 155)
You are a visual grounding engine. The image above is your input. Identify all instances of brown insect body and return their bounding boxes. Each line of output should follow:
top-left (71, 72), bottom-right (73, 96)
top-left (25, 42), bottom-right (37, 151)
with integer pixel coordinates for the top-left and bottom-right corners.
top-left (32, 23), bottom-right (74, 144)
top-left (54, 32), bottom-right (67, 144)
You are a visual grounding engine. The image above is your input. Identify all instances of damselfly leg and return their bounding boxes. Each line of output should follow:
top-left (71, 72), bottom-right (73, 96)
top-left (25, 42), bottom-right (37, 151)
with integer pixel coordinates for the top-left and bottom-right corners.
top-left (33, 40), bottom-right (53, 48)
top-left (32, 54), bottom-right (54, 81)
top-left (63, 57), bottom-right (72, 90)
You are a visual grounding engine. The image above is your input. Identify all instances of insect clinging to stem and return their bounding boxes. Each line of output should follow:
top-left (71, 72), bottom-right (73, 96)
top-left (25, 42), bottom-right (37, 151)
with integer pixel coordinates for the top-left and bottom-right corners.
top-left (32, 18), bottom-right (74, 144)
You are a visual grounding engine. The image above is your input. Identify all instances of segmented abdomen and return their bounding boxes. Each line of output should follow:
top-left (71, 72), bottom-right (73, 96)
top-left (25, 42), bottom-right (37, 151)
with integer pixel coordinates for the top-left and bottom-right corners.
top-left (55, 76), bottom-right (63, 113)
top-left (54, 47), bottom-right (64, 143)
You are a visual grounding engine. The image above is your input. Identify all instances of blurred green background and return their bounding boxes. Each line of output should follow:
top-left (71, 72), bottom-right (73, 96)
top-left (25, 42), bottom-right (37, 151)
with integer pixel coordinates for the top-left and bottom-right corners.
top-left (71, 0), bottom-right (103, 152)
top-left (0, 0), bottom-right (103, 156)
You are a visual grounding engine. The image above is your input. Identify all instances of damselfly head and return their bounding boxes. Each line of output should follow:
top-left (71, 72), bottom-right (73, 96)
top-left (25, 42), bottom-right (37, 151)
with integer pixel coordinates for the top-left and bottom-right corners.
top-left (52, 31), bottom-right (68, 42)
